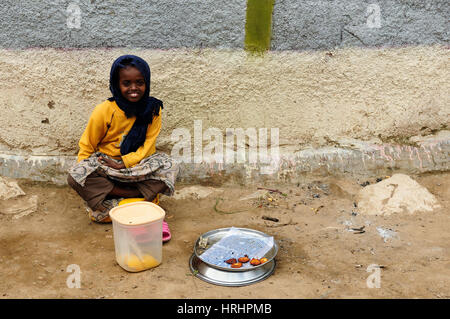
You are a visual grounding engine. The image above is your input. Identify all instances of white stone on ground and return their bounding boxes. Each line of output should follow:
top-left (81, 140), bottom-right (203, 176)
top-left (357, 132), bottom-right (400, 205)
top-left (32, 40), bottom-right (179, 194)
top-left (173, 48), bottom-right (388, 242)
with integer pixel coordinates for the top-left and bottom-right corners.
top-left (0, 177), bottom-right (38, 218)
top-left (357, 174), bottom-right (440, 216)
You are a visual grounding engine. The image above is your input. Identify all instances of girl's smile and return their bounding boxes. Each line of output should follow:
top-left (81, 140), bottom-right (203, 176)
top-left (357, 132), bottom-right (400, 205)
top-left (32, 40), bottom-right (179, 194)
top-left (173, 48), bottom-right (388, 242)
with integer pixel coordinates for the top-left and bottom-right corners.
top-left (118, 66), bottom-right (146, 103)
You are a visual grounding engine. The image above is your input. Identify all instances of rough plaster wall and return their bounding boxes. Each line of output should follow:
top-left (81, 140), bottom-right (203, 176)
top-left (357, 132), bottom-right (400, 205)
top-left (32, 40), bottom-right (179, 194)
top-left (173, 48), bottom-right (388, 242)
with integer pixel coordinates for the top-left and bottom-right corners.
top-left (272, 0), bottom-right (449, 50)
top-left (0, 46), bottom-right (448, 157)
top-left (0, 1), bottom-right (447, 50)
top-left (0, 0), bottom-right (448, 183)
top-left (0, 0), bottom-right (246, 49)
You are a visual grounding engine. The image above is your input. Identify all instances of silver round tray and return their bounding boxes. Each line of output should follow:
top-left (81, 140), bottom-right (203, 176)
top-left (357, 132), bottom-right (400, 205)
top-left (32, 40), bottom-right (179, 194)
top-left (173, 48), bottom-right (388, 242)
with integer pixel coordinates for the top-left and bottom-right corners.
top-left (189, 254), bottom-right (276, 287)
top-left (193, 227), bottom-right (279, 272)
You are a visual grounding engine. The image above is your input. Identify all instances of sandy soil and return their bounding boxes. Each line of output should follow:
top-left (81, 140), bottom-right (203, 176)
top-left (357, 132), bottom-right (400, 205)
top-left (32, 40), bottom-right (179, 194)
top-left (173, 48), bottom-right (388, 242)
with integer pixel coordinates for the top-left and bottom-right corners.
top-left (0, 172), bottom-right (449, 299)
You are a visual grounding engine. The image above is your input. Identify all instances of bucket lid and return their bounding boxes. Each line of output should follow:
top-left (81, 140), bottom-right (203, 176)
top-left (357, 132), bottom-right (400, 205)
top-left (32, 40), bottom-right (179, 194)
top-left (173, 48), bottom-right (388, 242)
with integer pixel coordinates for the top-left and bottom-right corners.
top-left (109, 201), bottom-right (165, 226)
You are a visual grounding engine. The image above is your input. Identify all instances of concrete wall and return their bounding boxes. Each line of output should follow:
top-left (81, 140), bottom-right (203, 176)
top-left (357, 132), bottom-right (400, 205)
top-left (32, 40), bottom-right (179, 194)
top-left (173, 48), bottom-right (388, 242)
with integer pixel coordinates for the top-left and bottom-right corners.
top-left (1, 1), bottom-right (447, 49)
top-left (0, 1), bottom-right (448, 183)
top-left (0, 0), bottom-right (246, 49)
top-left (272, 0), bottom-right (449, 50)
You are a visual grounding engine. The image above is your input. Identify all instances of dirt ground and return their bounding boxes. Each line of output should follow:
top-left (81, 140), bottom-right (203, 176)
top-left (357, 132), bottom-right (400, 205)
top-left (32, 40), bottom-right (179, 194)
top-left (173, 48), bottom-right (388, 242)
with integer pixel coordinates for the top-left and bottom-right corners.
top-left (0, 172), bottom-right (449, 299)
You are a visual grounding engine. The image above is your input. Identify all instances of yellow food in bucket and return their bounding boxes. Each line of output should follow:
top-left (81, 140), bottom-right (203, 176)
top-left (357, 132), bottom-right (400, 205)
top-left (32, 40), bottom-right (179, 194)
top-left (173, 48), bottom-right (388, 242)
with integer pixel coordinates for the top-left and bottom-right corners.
top-left (126, 254), bottom-right (143, 270)
top-left (118, 194), bottom-right (160, 206)
top-left (119, 198), bottom-right (146, 206)
top-left (123, 254), bottom-right (160, 271)
top-left (142, 254), bottom-right (160, 268)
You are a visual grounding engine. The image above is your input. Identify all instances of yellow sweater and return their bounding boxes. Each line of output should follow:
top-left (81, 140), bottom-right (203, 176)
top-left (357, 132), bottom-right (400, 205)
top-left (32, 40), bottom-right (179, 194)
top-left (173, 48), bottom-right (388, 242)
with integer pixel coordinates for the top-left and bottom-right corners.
top-left (77, 100), bottom-right (162, 168)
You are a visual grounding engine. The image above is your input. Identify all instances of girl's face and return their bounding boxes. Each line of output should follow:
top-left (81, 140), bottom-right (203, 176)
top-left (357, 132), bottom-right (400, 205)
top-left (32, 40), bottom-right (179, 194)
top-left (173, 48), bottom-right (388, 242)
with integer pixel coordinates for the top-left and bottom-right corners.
top-left (118, 66), bottom-right (146, 103)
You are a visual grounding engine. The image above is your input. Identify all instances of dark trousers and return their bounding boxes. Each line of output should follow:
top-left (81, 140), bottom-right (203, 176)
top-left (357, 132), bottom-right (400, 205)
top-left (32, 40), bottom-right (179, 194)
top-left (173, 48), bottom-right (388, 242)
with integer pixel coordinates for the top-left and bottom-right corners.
top-left (67, 171), bottom-right (168, 211)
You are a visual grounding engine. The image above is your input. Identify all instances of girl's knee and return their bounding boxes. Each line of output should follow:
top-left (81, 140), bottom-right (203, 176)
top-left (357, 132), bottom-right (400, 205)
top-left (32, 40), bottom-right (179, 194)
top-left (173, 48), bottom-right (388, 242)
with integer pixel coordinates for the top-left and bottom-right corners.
top-left (67, 174), bottom-right (77, 189)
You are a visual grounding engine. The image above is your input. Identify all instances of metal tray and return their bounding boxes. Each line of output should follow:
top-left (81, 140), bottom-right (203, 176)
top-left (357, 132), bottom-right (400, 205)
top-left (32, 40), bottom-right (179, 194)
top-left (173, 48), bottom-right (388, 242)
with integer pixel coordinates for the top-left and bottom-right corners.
top-left (189, 254), bottom-right (276, 287)
top-left (193, 227), bottom-right (278, 272)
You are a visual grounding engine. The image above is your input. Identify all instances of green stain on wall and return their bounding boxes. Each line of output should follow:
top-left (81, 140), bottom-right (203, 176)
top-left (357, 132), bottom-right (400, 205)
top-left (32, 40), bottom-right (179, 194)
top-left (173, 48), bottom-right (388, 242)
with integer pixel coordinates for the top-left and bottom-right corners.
top-left (245, 0), bottom-right (275, 53)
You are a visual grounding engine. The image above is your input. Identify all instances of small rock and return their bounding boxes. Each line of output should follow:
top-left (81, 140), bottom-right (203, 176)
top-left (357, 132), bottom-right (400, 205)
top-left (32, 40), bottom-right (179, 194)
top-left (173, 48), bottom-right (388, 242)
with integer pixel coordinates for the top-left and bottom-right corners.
top-left (0, 177), bottom-right (26, 200)
top-left (341, 220), bottom-right (352, 226)
top-left (239, 189), bottom-right (268, 201)
top-left (173, 186), bottom-right (222, 200)
top-left (357, 174), bottom-right (440, 216)
top-left (377, 227), bottom-right (398, 242)
top-left (360, 181), bottom-right (370, 187)
top-left (0, 195), bottom-right (38, 218)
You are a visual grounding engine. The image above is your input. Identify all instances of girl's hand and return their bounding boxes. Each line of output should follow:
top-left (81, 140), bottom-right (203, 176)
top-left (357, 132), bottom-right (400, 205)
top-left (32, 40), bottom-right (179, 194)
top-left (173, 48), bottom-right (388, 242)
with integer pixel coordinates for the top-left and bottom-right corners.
top-left (98, 156), bottom-right (126, 170)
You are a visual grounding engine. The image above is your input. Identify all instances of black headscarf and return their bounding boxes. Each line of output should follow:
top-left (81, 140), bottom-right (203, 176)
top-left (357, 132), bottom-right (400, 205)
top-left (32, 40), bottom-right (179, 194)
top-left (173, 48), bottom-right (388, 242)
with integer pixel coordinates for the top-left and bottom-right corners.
top-left (108, 55), bottom-right (163, 156)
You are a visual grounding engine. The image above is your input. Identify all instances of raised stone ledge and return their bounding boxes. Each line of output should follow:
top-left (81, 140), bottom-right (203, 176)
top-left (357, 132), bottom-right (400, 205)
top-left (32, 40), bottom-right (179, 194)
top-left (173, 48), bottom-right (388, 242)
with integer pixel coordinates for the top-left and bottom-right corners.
top-left (0, 135), bottom-right (448, 185)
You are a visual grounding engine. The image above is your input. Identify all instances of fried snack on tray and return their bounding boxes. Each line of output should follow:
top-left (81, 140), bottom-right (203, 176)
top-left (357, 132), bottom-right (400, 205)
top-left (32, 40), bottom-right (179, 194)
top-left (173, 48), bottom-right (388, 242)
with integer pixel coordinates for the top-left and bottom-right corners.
top-left (225, 258), bottom-right (237, 264)
top-left (225, 255), bottom-right (269, 267)
top-left (238, 255), bottom-right (250, 263)
top-left (250, 258), bottom-right (261, 266)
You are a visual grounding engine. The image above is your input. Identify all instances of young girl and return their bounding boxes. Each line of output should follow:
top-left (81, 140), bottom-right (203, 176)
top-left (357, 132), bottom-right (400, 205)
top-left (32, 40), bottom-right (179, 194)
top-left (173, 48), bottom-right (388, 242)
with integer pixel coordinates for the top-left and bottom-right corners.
top-left (67, 55), bottom-right (178, 242)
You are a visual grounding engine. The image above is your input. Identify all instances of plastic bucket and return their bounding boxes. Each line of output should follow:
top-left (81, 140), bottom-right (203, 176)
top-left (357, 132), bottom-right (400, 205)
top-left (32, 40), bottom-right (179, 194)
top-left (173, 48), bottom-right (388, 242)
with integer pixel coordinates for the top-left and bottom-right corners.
top-left (109, 201), bottom-right (165, 272)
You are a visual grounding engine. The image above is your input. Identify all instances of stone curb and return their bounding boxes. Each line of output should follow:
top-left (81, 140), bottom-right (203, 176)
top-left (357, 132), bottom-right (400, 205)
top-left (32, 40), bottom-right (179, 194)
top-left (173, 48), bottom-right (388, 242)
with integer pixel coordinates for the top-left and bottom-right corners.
top-left (0, 137), bottom-right (448, 185)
